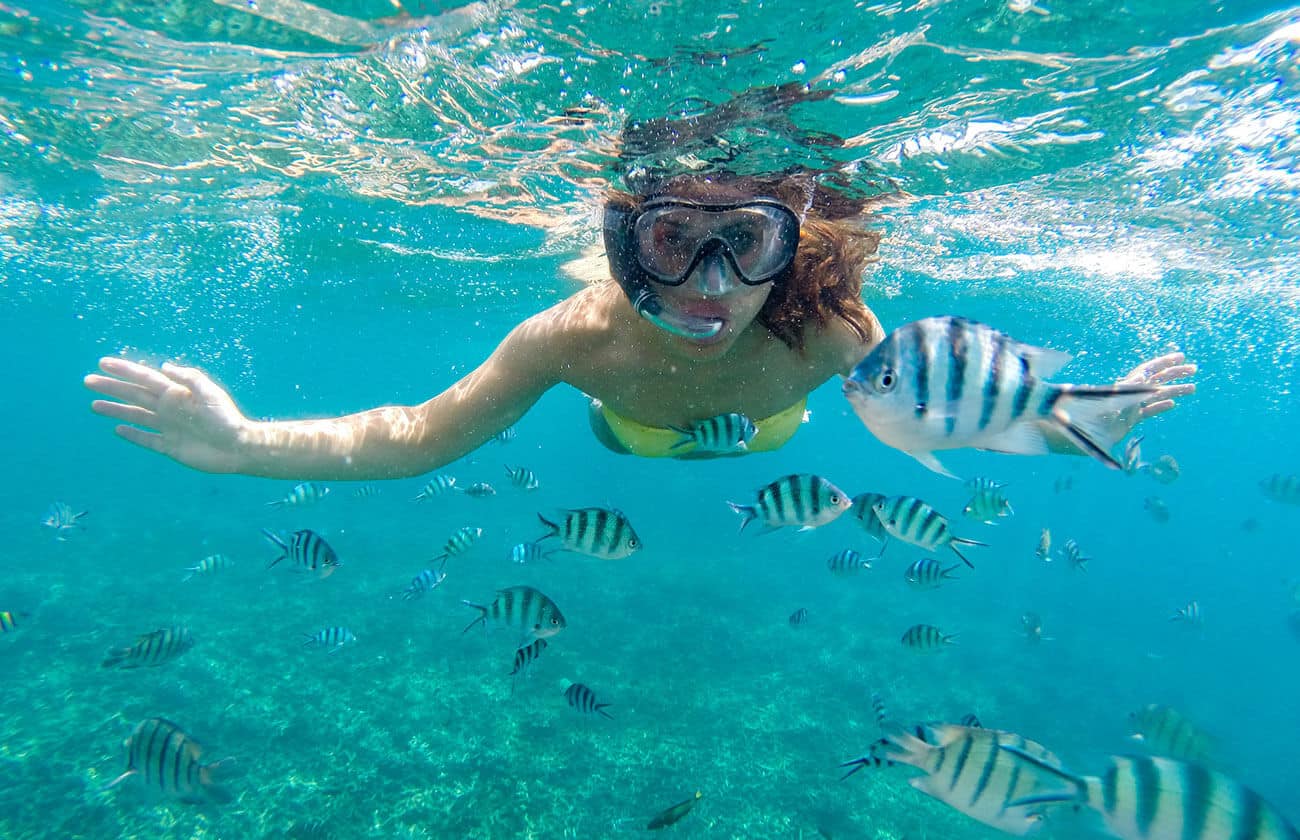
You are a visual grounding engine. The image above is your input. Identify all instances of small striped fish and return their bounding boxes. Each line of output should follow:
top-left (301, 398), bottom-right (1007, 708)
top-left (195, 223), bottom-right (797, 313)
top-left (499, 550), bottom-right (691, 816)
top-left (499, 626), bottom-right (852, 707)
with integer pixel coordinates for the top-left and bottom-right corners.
top-left (462, 585), bottom-right (566, 641)
top-left (964, 477), bottom-right (1006, 493)
top-left (435, 526), bottom-right (483, 567)
top-left (1060, 537), bottom-right (1088, 571)
top-left (183, 554), bottom-right (233, 582)
top-left (843, 316), bottom-right (1158, 477)
top-left (904, 557), bottom-right (961, 589)
top-left (1054, 475), bottom-right (1074, 493)
top-left (1122, 435), bottom-right (1146, 474)
top-left (562, 681), bottom-right (613, 719)
top-left (1143, 454), bottom-right (1180, 484)
top-left (537, 508), bottom-right (641, 560)
top-left (669, 412), bottom-right (759, 453)
top-left (847, 723), bottom-right (1066, 836)
top-left (42, 502), bottom-right (87, 540)
top-left (1127, 704), bottom-right (1215, 765)
top-left (504, 465), bottom-right (540, 490)
top-left (303, 626), bottom-right (356, 652)
top-left (102, 626), bottom-right (195, 669)
top-left (101, 718), bottom-right (232, 804)
top-left (827, 548), bottom-right (872, 575)
top-left (465, 482), bottom-right (497, 498)
top-left (413, 475), bottom-right (458, 500)
top-left (510, 541), bottom-right (553, 564)
top-left (511, 638), bottom-right (548, 676)
top-left (788, 607), bottom-right (808, 627)
top-left (901, 623), bottom-right (956, 651)
top-left (1170, 600), bottom-right (1202, 625)
top-left (873, 496), bottom-right (985, 567)
top-left (727, 474), bottom-right (852, 534)
top-left (1000, 750), bottom-right (1300, 840)
top-left (267, 481), bottom-right (329, 507)
top-left (851, 492), bottom-right (890, 542)
top-left (1, 611), bottom-right (27, 633)
top-left (962, 487), bottom-right (1014, 523)
top-left (402, 568), bottom-right (447, 601)
top-left (1260, 473), bottom-right (1300, 505)
top-left (352, 484), bottom-right (382, 499)
top-left (263, 529), bottom-right (341, 579)
top-left (494, 427), bottom-right (517, 444)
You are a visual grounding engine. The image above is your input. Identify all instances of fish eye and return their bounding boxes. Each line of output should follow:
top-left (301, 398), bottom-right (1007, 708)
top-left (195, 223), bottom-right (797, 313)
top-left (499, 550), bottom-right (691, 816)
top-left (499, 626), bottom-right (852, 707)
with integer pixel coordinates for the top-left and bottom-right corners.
top-left (628, 537), bottom-right (639, 548)
top-left (829, 494), bottom-right (841, 505)
top-left (875, 369), bottom-right (897, 392)
top-left (550, 618), bottom-right (560, 626)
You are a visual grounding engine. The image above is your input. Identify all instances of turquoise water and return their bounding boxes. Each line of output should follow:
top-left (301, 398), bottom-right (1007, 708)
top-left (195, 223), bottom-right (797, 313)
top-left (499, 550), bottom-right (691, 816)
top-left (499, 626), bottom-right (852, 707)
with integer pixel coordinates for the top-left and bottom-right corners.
top-left (4, 0), bottom-right (1300, 837)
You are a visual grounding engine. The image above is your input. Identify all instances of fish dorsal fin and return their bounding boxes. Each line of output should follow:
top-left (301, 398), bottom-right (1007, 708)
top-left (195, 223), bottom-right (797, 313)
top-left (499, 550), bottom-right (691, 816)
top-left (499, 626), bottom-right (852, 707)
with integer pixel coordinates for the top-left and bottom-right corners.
top-left (1014, 343), bottom-right (1072, 379)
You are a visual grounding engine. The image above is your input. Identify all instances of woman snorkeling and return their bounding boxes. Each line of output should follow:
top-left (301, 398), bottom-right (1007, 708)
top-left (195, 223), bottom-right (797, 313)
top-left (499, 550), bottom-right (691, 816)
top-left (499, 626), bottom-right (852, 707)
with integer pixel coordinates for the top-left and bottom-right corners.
top-left (83, 88), bottom-right (1194, 477)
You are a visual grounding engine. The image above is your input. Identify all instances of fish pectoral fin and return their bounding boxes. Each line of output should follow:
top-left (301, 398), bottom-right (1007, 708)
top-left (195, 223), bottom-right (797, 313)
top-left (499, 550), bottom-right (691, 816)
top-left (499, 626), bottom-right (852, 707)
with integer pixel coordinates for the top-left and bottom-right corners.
top-left (976, 421), bottom-right (1052, 457)
top-left (909, 451), bottom-right (959, 479)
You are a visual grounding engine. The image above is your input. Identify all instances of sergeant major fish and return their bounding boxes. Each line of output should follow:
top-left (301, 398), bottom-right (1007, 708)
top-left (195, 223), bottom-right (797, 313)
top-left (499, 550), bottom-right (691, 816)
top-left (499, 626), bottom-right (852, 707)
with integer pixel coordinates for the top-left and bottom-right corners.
top-left (901, 623), bottom-right (957, 651)
top-left (999, 749), bottom-right (1299, 840)
top-left (402, 568), bottom-right (446, 601)
top-left (435, 526), bottom-right (483, 568)
top-left (413, 475), bottom-right (458, 500)
top-left (873, 496), bottom-right (985, 567)
top-left (511, 638), bottom-right (548, 677)
top-left (504, 465), bottom-right (540, 490)
top-left (462, 585), bottom-right (566, 642)
top-left (303, 626), bottom-right (356, 652)
top-left (100, 717), bottom-right (232, 804)
top-left (1127, 703), bottom-right (1215, 765)
top-left (562, 680), bottom-right (613, 719)
top-left (183, 554), bottom-right (233, 582)
top-left (827, 548), bottom-right (872, 575)
top-left (43, 502), bottom-right (87, 540)
top-left (843, 316), bottom-right (1158, 478)
top-left (904, 557), bottom-right (961, 589)
top-left (669, 412), bottom-right (758, 454)
top-left (102, 626), bottom-right (195, 669)
top-left (788, 607), bottom-right (809, 627)
top-left (963, 486), bottom-right (1014, 523)
top-left (267, 481), bottom-right (329, 507)
top-left (537, 508), bottom-right (641, 560)
top-left (510, 541), bottom-right (553, 564)
top-left (1170, 600), bottom-right (1202, 626)
top-left (727, 474), bottom-right (852, 534)
top-left (1060, 537), bottom-right (1088, 571)
top-left (465, 482), bottom-right (496, 498)
top-left (851, 492), bottom-right (889, 542)
top-left (1260, 473), bottom-right (1300, 505)
top-left (263, 529), bottom-right (340, 579)
top-left (1035, 528), bottom-right (1051, 562)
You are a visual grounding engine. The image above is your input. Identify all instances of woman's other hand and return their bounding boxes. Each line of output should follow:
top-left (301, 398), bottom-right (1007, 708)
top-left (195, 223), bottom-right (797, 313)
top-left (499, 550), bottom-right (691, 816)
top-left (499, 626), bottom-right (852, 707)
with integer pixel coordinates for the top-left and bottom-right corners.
top-left (85, 358), bottom-right (250, 473)
top-left (1109, 351), bottom-right (1197, 439)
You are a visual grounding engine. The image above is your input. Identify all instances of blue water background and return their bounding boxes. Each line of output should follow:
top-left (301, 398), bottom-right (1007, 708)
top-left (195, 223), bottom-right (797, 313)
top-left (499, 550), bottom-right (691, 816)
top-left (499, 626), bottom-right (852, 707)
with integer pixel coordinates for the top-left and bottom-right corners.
top-left (4, 0), bottom-right (1300, 837)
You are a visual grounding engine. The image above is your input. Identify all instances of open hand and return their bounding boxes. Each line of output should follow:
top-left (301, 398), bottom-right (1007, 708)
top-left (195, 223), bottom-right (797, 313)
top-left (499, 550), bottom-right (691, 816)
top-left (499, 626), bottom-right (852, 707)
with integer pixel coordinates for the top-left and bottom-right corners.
top-left (84, 358), bottom-right (249, 473)
top-left (1108, 351), bottom-right (1197, 441)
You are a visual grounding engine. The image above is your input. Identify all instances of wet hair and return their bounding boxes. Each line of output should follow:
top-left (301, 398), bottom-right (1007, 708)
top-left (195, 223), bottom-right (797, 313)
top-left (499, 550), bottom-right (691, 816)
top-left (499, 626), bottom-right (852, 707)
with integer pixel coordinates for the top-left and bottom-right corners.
top-left (604, 170), bottom-right (881, 351)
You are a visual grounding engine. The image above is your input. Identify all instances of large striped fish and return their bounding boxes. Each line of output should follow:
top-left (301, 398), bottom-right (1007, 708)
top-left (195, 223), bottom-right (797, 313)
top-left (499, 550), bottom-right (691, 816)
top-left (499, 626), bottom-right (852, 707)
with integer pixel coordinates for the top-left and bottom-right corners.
top-left (101, 718), bottom-right (232, 804)
top-left (537, 508), bottom-right (641, 560)
top-left (263, 529), bottom-right (341, 579)
top-left (727, 474), bottom-right (852, 534)
top-left (102, 626), bottom-right (195, 669)
top-left (1001, 749), bottom-right (1300, 840)
top-left (1260, 473), bottom-right (1300, 505)
top-left (850, 492), bottom-right (890, 542)
top-left (843, 317), bottom-right (1159, 478)
top-left (851, 723), bottom-right (1068, 836)
top-left (462, 585), bottom-right (566, 641)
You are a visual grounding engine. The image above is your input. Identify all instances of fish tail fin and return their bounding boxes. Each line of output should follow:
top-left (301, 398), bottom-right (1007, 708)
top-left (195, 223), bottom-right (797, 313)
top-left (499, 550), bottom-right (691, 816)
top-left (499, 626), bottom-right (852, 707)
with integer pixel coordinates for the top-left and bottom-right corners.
top-left (536, 513), bottom-right (559, 540)
top-left (941, 563), bottom-right (962, 580)
top-left (950, 539), bottom-right (983, 568)
top-left (726, 501), bottom-right (757, 534)
top-left (265, 499), bottom-right (284, 508)
top-left (597, 704), bottom-right (614, 720)
top-left (461, 601), bottom-right (489, 634)
top-left (838, 752), bottom-right (889, 781)
top-left (434, 553), bottom-right (448, 571)
top-left (301, 634), bottom-right (317, 647)
top-left (261, 529), bottom-right (287, 568)
top-left (1048, 384), bottom-right (1159, 470)
top-left (878, 722), bottom-right (937, 767)
top-left (199, 758), bottom-right (236, 803)
top-left (100, 648), bottom-right (127, 669)
top-left (667, 425), bottom-right (694, 450)
top-left (999, 745), bottom-right (1087, 807)
top-left (944, 633), bottom-right (959, 646)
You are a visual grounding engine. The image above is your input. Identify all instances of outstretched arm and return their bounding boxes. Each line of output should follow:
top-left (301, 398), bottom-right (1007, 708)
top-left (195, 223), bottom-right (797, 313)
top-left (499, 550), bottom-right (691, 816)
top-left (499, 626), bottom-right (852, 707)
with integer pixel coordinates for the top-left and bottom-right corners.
top-left (85, 313), bottom-right (565, 480)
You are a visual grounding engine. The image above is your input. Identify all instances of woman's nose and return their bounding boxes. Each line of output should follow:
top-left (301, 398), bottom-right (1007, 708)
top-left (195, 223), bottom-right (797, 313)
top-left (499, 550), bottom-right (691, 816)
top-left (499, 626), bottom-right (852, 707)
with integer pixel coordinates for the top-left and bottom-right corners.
top-left (693, 250), bottom-right (737, 296)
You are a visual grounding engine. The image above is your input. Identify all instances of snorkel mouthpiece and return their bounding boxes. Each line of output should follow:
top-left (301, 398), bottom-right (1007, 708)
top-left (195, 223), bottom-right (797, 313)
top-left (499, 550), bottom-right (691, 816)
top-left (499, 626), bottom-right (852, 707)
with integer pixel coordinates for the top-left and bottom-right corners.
top-left (632, 289), bottom-right (725, 340)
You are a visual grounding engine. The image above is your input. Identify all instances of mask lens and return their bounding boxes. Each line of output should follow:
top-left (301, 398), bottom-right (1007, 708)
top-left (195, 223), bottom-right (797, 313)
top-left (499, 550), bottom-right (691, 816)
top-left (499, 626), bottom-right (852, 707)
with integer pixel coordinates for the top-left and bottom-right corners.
top-left (632, 201), bottom-right (799, 285)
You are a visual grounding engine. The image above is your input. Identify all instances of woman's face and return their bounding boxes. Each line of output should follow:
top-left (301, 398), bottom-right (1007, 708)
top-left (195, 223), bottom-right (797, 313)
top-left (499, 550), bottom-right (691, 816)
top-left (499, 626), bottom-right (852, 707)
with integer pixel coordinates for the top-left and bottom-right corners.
top-left (651, 253), bottom-right (774, 359)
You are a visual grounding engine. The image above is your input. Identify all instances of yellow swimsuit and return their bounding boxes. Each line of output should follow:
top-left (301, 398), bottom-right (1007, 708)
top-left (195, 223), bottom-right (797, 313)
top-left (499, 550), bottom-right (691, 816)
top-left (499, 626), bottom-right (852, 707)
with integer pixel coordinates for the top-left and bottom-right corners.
top-left (592, 398), bottom-right (808, 458)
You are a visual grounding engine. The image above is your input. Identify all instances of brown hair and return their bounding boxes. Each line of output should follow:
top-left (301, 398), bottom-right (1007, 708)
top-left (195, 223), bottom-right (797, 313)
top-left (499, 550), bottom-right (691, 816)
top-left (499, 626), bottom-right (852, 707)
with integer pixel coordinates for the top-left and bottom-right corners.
top-left (605, 172), bottom-right (881, 351)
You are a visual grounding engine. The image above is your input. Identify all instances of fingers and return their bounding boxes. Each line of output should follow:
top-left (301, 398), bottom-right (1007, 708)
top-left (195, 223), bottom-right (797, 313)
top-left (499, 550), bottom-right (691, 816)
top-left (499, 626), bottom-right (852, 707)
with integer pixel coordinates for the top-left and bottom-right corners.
top-left (1149, 363), bottom-right (1196, 385)
top-left (160, 362), bottom-right (211, 393)
top-left (1139, 399), bottom-right (1176, 420)
top-left (1156, 382), bottom-right (1196, 400)
top-left (91, 400), bottom-right (159, 429)
top-left (96, 357), bottom-right (177, 393)
top-left (115, 424), bottom-right (169, 455)
top-left (84, 375), bottom-right (159, 410)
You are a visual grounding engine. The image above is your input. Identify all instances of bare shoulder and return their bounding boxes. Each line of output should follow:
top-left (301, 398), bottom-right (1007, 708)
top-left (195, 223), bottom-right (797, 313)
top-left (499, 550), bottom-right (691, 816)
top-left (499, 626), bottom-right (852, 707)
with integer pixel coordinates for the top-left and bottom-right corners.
top-left (805, 305), bottom-right (885, 375)
top-left (499, 283), bottom-right (623, 368)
